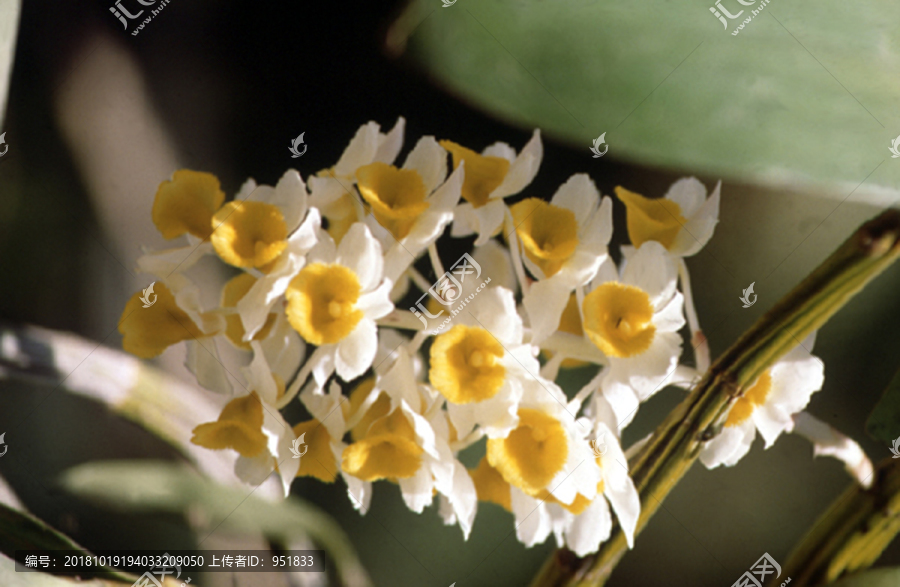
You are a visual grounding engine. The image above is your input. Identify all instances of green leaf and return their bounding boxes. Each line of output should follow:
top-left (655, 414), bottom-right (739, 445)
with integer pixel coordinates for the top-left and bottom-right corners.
top-left (0, 503), bottom-right (136, 583)
top-left (392, 0), bottom-right (900, 202)
top-left (830, 568), bottom-right (900, 587)
top-left (61, 461), bottom-right (371, 587)
top-left (866, 368), bottom-right (900, 445)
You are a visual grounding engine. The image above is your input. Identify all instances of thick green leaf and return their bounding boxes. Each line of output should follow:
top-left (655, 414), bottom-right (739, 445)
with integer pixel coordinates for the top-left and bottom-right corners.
top-left (61, 461), bottom-right (371, 587)
top-left (393, 0), bottom-right (900, 202)
top-left (0, 503), bottom-right (136, 583)
top-left (830, 567), bottom-right (900, 587)
top-left (866, 367), bottom-right (900, 445)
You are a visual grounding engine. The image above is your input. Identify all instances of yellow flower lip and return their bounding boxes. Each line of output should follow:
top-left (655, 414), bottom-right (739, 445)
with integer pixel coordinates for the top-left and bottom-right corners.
top-left (487, 408), bottom-right (569, 496)
top-left (190, 392), bottom-right (268, 458)
top-left (293, 419), bottom-right (338, 483)
top-left (210, 201), bottom-right (288, 268)
top-left (583, 282), bottom-right (656, 358)
top-left (356, 162), bottom-right (430, 240)
top-left (221, 273), bottom-right (276, 350)
top-left (429, 325), bottom-right (506, 404)
top-left (615, 186), bottom-right (686, 249)
top-left (348, 377), bottom-right (391, 441)
top-left (439, 140), bottom-right (510, 208)
top-left (510, 198), bottom-right (579, 278)
top-left (341, 409), bottom-right (423, 481)
top-left (119, 281), bottom-right (211, 359)
top-left (285, 263), bottom-right (363, 345)
top-left (726, 370), bottom-right (773, 427)
top-left (152, 169), bottom-right (225, 240)
top-left (470, 456), bottom-right (512, 512)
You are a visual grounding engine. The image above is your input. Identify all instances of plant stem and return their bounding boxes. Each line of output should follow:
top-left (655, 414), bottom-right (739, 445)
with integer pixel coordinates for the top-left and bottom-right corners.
top-left (530, 209), bottom-right (900, 587)
top-left (774, 457), bottom-right (900, 587)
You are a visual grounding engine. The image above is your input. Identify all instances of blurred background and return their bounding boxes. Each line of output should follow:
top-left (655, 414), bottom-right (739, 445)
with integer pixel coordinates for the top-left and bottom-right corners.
top-left (1, 0), bottom-right (900, 585)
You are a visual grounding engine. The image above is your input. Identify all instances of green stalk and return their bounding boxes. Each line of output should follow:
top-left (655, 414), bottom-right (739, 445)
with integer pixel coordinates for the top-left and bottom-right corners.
top-left (773, 457), bottom-right (900, 586)
top-left (531, 209), bottom-right (900, 587)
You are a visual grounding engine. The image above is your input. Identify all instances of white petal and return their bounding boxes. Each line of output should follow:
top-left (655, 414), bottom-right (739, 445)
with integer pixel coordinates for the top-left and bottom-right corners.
top-left (403, 136), bottom-right (447, 194)
top-left (336, 223), bottom-right (384, 292)
top-left (471, 200), bottom-right (507, 246)
top-left (137, 242), bottom-right (213, 277)
top-left (335, 319), bottom-right (378, 381)
top-left (670, 180), bottom-right (721, 257)
top-left (663, 177), bottom-right (707, 217)
top-left (618, 332), bottom-right (682, 401)
top-left (566, 496), bottom-right (612, 556)
top-left (599, 374), bottom-right (641, 432)
top-left (511, 487), bottom-right (552, 547)
top-left (342, 471), bottom-right (373, 514)
top-left (372, 117), bottom-right (406, 165)
top-left (399, 465), bottom-right (434, 513)
top-left (473, 239), bottom-right (517, 293)
top-left (274, 169), bottom-right (309, 232)
top-left (699, 422), bottom-right (751, 469)
top-left (243, 342), bottom-right (279, 405)
top-left (300, 381), bottom-right (347, 441)
top-left (524, 278), bottom-right (572, 345)
top-left (184, 339), bottom-right (233, 395)
top-left (482, 141), bottom-right (517, 161)
top-left (459, 286), bottom-right (522, 344)
top-left (621, 241), bottom-right (678, 306)
top-left (258, 313), bottom-right (305, 384)
top-left (652, 290), bottom-right (686, 333)
top-left (311, 347), bottom-right (336, 388)
top-left (450, 202), bottom-right (477, 238)
top-left (491, 130), bottom-right (542, 199)
top-left (551, 174), bottom-right (600, 222)
top-left (378, 351), bottom-right (422, 413)
top-left (582, 196), bottom-right (614, 248)
top-left (437, 461), bottom-right (478, 540)
top-left (792, 412), bottom-right (874, 488)
top-left (357, 278), bottom-right (394, 320)
top-left (235, 453), bottom-right (274, 487)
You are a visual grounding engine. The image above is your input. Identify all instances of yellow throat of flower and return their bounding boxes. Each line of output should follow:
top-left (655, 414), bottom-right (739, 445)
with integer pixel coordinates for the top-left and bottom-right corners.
top-left (341, 408), bottom-right (424, 481)
top-left (190, 392), bottom-right (268, 458)
top-left (439, 140), bottom-right (510, 208)
top-left (152, 169), bottom-right (225, 240)
top-left (429, 325), bottom-right (506, 404)
top-left (726, 370), bottom-right (774, 427)
top-left (487, 408), bottom-right (569, 496)
top-left (510, 198), bottom-right (579, 278)
top-left (356, 162), bottom-right (430, 241)
top-left (615, 186), bottom-right (686, 249)
top-left (210, 201), bottom-right (289, 269)
top-left (286, 263), bottom-right (364, 346)
top-left (582, 282), bottom-right (656, 358)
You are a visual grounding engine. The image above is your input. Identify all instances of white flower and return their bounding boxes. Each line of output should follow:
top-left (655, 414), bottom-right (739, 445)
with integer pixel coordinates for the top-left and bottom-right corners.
top-left (428, 286), bottom-right (539, 439)
top-left (512, 174), bottom-right (613, 344)
top-left (615, 177), bottom-right (720, 258)
top-left (441, 131), bottom-right (543, 246)
top-left (483, 380), bottom-right (639, 555)
top-left (358, 135), bottom-right (464, 283)
top-left (700, 333), bottom-right (825, 469)
top-left (285, 222), bottom-right (394, 384)
top-left (308, 118), bottom-right (405, 245)
top-left (583, 242), bottom-right (685, 435)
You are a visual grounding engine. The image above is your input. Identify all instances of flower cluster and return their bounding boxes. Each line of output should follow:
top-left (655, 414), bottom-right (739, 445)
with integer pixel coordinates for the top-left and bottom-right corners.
top-left (118, 118), bottom-right (829, 556)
